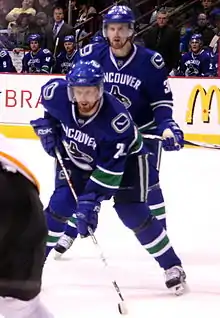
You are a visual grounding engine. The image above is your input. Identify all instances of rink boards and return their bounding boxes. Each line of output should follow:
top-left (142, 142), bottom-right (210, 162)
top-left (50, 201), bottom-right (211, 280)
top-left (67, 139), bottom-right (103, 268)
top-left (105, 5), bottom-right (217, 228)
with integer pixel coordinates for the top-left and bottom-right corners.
top-left (0, 74), bottom-right (220, 144)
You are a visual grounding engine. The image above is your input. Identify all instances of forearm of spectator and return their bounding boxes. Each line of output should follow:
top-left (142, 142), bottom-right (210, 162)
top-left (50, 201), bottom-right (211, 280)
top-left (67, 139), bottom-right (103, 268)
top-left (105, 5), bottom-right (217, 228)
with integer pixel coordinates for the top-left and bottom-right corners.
top-left (6, 9), bottom-right (19, 22)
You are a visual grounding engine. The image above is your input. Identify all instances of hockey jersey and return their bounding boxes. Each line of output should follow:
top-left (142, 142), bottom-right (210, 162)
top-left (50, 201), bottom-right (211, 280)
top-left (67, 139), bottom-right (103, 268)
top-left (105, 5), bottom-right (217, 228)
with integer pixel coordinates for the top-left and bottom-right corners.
top-left (74, 43), bottom-right (174, 134)
top-left (0, 50), bottom-right (16, 73)
top-left (40, 78), bottom-right (143, 196)
top-left (54, 50), bottom-right (76, 74)
top-left (0, 134), bottom-right (39, 191)
top-left (180, 50), bottom-right (211, 76)
top-left (22, 48), bottom-right (53, 73)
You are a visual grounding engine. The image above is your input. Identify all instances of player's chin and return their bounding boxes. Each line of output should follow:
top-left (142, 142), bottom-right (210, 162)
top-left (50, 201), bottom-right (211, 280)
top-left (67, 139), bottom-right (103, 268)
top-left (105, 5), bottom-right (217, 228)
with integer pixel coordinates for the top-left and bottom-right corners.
top-left (111, 41), bottom-right (123, 49)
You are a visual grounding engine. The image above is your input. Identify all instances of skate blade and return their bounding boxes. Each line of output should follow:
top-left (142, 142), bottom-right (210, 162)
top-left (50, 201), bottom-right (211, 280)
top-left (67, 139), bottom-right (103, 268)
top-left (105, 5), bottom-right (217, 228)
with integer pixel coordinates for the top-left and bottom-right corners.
top-left (54, 251), bottom-right (63, 260)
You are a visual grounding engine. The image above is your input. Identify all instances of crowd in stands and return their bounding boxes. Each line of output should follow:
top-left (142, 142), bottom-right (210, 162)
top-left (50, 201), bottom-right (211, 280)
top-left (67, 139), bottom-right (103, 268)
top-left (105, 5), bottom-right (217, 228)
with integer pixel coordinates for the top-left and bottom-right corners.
top-left (0, 0), bottom-right (219, 76)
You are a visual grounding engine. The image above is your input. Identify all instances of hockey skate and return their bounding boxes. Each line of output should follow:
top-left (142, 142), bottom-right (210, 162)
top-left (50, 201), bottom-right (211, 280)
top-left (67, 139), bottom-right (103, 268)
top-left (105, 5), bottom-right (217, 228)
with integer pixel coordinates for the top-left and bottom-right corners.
top-left (54, 234), bottom-right (75, 259)
top-left (165, 266), bottom-right (186, 296)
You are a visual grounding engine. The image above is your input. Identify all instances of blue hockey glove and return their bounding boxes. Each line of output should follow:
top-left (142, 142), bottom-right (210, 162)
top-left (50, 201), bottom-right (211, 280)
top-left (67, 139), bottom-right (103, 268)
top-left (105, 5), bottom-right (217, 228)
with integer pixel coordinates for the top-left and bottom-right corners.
top-left (30, 118), bottom-right (62, 157)
top-left (159, 120), bottom-right (184, 151)
top-left (76, 200), bottom-right (101, 237)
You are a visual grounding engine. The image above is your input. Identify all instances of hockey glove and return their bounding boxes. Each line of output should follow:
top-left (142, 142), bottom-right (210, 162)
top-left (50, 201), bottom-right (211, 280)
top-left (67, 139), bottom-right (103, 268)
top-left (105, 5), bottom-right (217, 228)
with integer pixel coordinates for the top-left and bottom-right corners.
top-left (76, 199), bottom-right (101, 238)
top-left (159, 119), bottom-right (184, 151)
top-left (30, 117), bottom-right (63, 157)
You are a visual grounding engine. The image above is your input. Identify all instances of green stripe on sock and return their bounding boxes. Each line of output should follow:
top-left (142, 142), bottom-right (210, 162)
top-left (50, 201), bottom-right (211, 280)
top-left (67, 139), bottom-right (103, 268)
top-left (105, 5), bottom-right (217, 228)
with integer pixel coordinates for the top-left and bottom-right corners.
top-left (151, 207), bottom-right (165, 217)
top-left (146, 235), bottom-right (170, 255)
top-left (47, 235), bottom-right (60, 243)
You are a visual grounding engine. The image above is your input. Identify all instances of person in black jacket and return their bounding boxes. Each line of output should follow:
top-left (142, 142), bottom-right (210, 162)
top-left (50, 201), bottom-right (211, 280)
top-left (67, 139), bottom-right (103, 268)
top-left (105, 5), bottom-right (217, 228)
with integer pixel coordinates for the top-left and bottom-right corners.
top-left (143, 8), bottom-right (180, 73)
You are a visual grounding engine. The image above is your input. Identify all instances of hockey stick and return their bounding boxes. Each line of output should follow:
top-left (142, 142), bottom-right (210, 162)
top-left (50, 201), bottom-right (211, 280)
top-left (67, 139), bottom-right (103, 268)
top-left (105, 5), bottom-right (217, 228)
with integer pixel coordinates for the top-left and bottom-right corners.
top-left (142, 134), bottom-right (220, 150)
top-left (54, 148), bottom-right (128, 315)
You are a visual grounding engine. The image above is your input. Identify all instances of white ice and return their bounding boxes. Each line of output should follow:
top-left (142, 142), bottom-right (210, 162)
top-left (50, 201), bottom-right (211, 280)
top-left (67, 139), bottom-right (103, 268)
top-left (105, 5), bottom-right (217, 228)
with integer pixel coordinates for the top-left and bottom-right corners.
top-left (3, 140), bottom-right (220, 318)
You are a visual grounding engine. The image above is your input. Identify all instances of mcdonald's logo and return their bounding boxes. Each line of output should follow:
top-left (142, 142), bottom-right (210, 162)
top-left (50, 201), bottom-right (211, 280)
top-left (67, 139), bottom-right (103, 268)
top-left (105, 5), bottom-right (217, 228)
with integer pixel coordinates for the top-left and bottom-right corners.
top-left (185, 85), bottom-right (220, 124)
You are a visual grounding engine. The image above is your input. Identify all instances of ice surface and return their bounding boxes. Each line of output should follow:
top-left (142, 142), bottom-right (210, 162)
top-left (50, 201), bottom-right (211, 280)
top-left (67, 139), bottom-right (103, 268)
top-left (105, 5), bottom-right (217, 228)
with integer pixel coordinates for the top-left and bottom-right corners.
top-left (2, 140), bottom-right (220, 317)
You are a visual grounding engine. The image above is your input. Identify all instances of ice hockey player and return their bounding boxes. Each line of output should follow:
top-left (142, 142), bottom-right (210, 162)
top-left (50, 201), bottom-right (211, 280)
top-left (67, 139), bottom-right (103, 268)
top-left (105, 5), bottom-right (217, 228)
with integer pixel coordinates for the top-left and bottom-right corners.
top-left (0, 49), bottom-right (16, 73)
top-left (31, 59), bottom-right (186, 295)
top-left (22, 34), bottom-right (54, 73)
top-left (53, 35), bottom-right (76, 74)
top-left (55, 5), bottom-right (184, 255)
top-left (180, 34), bottom-right (211, 76)
top-left (0, 134), bottom-right (53, 318)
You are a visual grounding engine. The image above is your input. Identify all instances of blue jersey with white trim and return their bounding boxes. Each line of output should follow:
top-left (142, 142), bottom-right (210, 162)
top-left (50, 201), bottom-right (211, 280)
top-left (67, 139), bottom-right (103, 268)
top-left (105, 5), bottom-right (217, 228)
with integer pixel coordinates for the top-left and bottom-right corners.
top-left (40, 78), bottom-right (143, 197)
top-left (22, 48), bottom-right (53, 73)
top-left (74, 43), bottom-right (174, 134)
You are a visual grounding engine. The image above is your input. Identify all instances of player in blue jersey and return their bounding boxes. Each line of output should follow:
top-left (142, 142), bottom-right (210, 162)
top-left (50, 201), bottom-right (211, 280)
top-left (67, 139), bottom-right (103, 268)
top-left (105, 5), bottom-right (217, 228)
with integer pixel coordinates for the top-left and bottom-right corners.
top-left (53, 35), bottom-right (76, 74)
top-left (31, 60), bottom-right (186, 294)
top-left (55, 5), bottom-right (184, 255)
top-left (180, 34), bottom-right (211, 76)
top-left (22, 34), bottom-right (54, 74)
top-left (0, 49), bottom-right (16, 73)
top-left (209, 39), bottom-right (218, 77)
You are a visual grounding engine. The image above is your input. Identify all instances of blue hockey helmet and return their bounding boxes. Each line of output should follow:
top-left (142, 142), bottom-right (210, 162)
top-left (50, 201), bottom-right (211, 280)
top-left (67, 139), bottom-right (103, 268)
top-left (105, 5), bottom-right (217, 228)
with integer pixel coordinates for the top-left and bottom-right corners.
top-left (27, 33), bottom-right (41, 43)
top-left (190, 33), bottom-right (203, 42)
top-left (90, 35), bottom-right (106, 44)
top-left (64, 35), bottom-right (75, 43)
top-left (102, 5), bottom-right (135, 38)
top-left (66, 60), bottom-right (104, 102)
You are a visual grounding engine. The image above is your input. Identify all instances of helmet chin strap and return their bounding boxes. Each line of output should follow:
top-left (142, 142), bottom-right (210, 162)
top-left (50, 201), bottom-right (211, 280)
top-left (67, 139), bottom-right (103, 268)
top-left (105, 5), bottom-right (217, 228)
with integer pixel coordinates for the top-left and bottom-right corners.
top-left (109, 31), bottom-right (135, 50)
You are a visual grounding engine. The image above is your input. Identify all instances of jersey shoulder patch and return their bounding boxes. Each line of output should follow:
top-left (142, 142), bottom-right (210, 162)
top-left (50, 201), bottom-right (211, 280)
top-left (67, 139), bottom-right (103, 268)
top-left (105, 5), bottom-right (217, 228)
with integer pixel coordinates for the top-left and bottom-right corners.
top-left (43, 48), bottom-right (51, 55)
top-left (0, 50), bottom-right (8, 58)
top-left (150, 52), bottom-right (165, 69)
top-left (111, 113), bottom-right (131, 134)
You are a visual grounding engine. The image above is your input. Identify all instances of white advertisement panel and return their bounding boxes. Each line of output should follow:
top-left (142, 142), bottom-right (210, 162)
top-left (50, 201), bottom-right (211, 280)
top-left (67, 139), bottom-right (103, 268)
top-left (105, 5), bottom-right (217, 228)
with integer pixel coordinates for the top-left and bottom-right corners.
top-left (0, 74), bottom-right (220, 142)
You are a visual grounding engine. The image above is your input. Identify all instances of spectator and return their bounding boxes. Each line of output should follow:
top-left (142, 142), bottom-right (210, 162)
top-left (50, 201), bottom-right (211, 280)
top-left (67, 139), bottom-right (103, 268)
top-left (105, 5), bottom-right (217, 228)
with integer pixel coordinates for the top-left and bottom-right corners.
top-left (0, 0), bottom-right (10, 29)
top-left (6, 0), bottom-right (36, 25)
top-left (44, 6), bottom-right (74, 55)
top-left (8, 13), bottom-right (32, 49)
top-left (76, 0), bottom-right (96, 24)
top-left (35, 0), bottom-right (53, 18)
top-left (193, 0), bottom-right (219, 25)
top-left (213, 12), bottom-right (220, 34)
top-left (143, 8), bottom-right (180, 73)
top-left (192, 13), bottom-right (215, 47)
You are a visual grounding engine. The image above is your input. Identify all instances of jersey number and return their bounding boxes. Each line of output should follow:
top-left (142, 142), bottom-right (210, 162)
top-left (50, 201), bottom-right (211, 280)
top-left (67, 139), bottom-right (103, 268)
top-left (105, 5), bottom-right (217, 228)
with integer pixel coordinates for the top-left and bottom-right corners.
top-left (163, 79), bottom-right (171, 94)
top-left (80, 44), bottom-right (94, 57)
top-left (114, 143), bottom-right (126, 159)
top-left (42, 81), bottom-right (59, 100)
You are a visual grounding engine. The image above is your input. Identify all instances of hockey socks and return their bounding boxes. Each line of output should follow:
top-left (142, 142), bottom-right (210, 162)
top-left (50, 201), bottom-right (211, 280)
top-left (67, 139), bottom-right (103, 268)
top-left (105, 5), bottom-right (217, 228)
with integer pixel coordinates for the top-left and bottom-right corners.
top-left (114, 203), bottom-right (181, 270)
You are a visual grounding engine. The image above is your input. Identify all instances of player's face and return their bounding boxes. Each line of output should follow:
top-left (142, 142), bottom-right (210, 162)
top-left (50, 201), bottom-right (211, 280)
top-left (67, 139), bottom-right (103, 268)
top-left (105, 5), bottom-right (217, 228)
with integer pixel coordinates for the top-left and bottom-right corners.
top-left (30, 41), bottom-right (39, 52)
top-left (64, 42), bottom-right (74, 53)
top-left (73, 86), bottom-right (100, 116)
top-left (190, 40), bottom-right (200, 53)
top-left (106, 23), bottom-right (131, 49)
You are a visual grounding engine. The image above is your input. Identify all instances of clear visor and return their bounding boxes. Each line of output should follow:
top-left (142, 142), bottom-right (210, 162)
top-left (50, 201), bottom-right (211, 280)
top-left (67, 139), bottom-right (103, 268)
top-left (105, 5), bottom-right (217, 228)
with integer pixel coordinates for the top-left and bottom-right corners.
top-left (67, 84), bottom-right (103, 103)
top-left (103, 23), bottom-right (134, 39)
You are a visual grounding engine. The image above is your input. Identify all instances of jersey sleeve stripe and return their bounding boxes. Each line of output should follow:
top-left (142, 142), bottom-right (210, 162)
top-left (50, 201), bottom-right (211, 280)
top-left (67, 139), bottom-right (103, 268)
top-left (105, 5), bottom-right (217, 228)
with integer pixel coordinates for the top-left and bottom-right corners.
top-left (96, 165), bottom-right (123, 175)
top-left (90, 175), bottom-right (121, 189)
top-left (150, 100), bottom-right (173, 106)
top-left (0, 151), bottom-right (40, 192)
top-left (90, 166), bottom-right (123, 189)
top-left (152, 104), bottom-right (173, 111)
